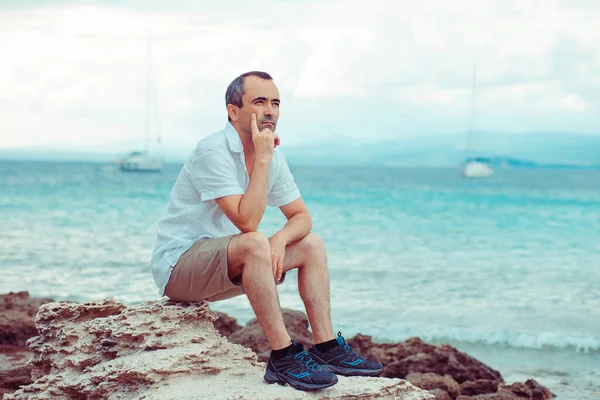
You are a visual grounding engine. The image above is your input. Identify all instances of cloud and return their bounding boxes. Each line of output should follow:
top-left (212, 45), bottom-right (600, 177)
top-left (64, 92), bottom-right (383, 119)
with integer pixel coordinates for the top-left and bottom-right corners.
top-left (542, 94), bottom-right (591, 111)
top-left (0, 0), bottom-right (599, 151)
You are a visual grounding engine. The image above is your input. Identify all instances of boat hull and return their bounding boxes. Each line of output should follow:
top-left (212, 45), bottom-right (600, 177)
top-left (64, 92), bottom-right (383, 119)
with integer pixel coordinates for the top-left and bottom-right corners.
top-left (118, 155), bottom-right (163, 173)
top-left (463, 161), bottom-right (494, 178)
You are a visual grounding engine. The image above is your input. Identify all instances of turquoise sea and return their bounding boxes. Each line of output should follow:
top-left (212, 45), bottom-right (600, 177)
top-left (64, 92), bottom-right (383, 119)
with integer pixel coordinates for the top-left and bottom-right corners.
top-left (1, 160), bottom-right (599, 399)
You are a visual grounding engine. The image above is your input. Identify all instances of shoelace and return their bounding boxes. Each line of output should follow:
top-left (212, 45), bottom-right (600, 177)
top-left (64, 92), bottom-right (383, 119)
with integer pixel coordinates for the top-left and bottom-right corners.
top-left (341, 343), bottom-right (365, 363)
top-left (293, 350), bottom-right (321, 371)
top-left (334, 333), bottom-right (366, 364)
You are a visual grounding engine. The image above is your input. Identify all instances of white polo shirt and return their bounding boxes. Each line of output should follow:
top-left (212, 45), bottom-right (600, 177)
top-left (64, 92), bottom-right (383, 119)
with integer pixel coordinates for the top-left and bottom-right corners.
top-left (151, 122), bottom-right (301, 295)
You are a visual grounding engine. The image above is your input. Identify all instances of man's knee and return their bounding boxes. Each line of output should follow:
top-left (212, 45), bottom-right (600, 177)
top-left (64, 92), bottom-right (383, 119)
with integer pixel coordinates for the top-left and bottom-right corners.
top-left (301, 232), bottom-right (327, 259)
top-left (234, 231), bottom-right (271, 261)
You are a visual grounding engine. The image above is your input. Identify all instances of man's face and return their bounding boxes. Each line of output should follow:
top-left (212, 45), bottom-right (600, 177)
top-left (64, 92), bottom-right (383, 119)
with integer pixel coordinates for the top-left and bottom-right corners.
top-left (235, 76), bottom-right (280, 134)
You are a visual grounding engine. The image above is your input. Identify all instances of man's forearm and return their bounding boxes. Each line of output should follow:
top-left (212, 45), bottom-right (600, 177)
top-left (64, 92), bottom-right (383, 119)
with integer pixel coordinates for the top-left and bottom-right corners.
top-left (238, 160), bottom-right (270, 232)
top-left (272, 212), bottom-right (312, 246)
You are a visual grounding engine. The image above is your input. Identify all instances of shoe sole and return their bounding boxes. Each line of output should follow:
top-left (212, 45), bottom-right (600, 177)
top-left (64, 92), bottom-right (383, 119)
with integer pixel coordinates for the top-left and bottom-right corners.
top-left (264, 370), bottom-right (338, 391)
top-left (320, 364), bottom-right (383, 377)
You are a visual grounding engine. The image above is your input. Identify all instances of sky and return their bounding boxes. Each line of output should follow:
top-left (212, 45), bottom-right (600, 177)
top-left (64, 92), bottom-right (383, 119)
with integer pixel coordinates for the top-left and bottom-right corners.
top-left (1, 0), bottom-right (599, 153)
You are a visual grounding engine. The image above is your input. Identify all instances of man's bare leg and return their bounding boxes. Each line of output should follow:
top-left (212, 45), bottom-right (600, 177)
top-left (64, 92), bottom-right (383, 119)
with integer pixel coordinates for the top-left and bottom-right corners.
top-left (227, 232), bottom-right (291, 350)
top-left (281, 233), bottom-right (335, 344)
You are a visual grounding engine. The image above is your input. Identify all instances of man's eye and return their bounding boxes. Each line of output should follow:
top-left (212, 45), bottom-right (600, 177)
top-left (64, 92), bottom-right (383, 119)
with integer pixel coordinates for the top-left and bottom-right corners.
top-left (273, 103), bottom-right (280, 107)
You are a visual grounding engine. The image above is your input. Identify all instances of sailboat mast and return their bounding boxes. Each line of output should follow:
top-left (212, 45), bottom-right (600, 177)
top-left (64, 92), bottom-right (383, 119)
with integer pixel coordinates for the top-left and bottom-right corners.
top-left (467, 59), bottom-right (477, 160)
top-left (144, 33), bottom-right (152, 157)
top-left (154, 43), bottom-right (162, 149)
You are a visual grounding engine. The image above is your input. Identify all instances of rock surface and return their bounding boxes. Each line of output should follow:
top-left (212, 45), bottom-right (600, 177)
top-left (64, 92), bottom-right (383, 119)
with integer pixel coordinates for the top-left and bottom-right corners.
top-left (214, 312), bottom-right (554, 400)
top-left (429, 389), bottom-right (452, 400)
top-left (4, 298), bottom-right (433, 400)
top-left (346, 335), bottom-right (554, 399)
top-left (0, 365), bottom-right (32, 398)
top-left (0, 292), bottom-right (54, 397)
top-left (0, 294), bottom-right (557, 400)
top-left (405, 373), bottom-right (460, 399)
top-left (212, 311), bottom-right (242, 337)
top-left (0, 292), bottom-right (54, 348)
top-left (347, 335), bottom-right (502, 383)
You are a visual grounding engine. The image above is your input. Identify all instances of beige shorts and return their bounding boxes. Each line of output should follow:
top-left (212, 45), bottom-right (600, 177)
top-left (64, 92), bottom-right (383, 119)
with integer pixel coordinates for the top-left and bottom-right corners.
top-left (164, 235), bottom-right (285, 302)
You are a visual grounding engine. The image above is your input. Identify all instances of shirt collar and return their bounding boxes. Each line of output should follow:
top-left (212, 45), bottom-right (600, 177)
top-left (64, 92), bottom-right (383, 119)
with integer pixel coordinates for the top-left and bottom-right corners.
top-left (224, 122), bottom-right (243, 153)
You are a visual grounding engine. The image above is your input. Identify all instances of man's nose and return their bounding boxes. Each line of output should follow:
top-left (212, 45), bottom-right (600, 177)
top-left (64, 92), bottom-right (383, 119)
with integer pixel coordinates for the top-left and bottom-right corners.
top-left (264, 103), bottom-right (274, 117)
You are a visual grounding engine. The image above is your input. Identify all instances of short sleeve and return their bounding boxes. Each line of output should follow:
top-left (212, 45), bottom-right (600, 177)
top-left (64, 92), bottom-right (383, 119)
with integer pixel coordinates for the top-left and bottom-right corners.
top-left (267, 151), bottom-right (301, 207)
top-left (189, 145), bottom-right (244, 202)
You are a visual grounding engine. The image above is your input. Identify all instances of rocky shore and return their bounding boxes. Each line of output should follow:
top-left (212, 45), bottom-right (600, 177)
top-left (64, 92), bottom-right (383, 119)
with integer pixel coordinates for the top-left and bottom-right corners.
top-left (0, 292), bottom-right (555, 399)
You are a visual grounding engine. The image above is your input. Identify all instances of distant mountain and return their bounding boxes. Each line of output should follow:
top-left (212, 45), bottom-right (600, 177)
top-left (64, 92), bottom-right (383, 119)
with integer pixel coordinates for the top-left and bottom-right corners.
top-left (1, 131), bottom-right (599, 168)
top-left (0, 148), bottom-right (116, 163)
top-left (0, 146), bottom-right (189, 164)
top-left (471, 156), bottom-right (597, 169)
top-left (283, 131), bottom-right (600, 167)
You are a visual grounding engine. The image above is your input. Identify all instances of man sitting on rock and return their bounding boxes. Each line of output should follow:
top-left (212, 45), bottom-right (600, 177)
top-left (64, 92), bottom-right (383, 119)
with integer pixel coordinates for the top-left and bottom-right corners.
top-left (151, 71), bottom-right (383, 391)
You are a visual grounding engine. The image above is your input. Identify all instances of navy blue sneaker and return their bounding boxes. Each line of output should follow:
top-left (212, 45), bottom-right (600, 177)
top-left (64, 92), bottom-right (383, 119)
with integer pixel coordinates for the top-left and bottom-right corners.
top-left (308, 332), bottom-right (383, 377)
top-left (264, 340), bottom-right (338, 391)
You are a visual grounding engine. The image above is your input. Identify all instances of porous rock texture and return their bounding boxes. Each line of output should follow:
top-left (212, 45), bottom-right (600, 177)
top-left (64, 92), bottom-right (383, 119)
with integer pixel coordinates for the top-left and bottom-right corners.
top-left (4, 298), bottom-right (433, 400)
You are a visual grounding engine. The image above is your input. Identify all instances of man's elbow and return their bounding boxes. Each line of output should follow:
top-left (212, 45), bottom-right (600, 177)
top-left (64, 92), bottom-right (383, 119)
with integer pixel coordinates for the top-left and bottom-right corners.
top-left (238, 225), bottom-right (258, 233)
top-left (237, 220), bottom-right (260, 233)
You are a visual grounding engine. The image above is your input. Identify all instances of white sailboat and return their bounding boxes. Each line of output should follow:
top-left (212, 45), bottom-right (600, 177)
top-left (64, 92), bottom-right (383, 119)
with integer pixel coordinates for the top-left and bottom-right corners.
top-left (463, 160), bottom-right (493, 178)
top-left (463, 60), bottom-right (493, 179)
top-left (119, 34), bottom-right (164, 173)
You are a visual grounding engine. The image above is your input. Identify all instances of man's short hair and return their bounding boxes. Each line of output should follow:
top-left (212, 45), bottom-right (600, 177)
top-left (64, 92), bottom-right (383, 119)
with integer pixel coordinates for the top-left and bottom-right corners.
top-left (225, 71), bottom-right (273, 121)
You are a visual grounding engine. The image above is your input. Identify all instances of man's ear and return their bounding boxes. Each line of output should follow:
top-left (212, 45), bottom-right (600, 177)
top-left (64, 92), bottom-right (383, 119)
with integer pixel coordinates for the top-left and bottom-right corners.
top-left (227, 104), bottom-right (239, 122)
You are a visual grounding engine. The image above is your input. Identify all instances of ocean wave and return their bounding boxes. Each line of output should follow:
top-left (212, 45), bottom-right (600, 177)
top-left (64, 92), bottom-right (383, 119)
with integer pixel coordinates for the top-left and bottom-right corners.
top-left (349, 324), bottom-right (600, 353)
